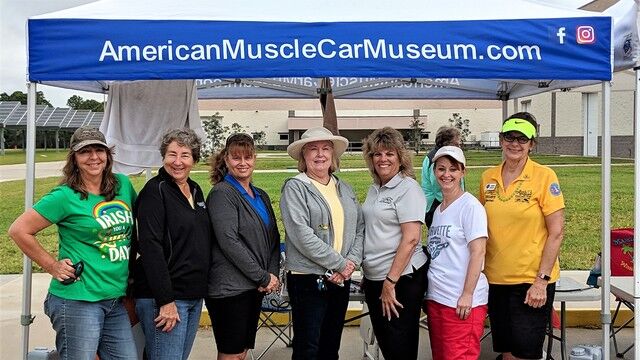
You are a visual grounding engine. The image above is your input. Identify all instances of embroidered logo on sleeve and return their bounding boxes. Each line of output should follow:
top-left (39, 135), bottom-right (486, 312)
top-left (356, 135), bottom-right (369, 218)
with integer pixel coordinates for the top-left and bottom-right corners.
top-left (549, 183), bottom-right (562, 196)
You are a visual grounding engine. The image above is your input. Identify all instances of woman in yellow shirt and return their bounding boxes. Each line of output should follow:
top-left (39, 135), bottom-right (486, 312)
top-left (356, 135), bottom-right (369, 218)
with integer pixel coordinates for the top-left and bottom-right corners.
top-left (479, 112), bottom-right (565, 360)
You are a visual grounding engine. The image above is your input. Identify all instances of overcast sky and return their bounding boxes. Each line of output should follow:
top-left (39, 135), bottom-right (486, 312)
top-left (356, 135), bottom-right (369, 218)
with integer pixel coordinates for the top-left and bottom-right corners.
top-left (0, 0), bottom-right (102, 107)
top-left (0, 0), bottom-right (591, 108)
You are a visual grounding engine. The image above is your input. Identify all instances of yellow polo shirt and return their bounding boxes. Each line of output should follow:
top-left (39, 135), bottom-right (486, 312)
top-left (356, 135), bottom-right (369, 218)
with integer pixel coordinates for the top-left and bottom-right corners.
top-left (310, 177), bottom-right (345, 253)
top-left (479, 158), bottom-right (564, 284)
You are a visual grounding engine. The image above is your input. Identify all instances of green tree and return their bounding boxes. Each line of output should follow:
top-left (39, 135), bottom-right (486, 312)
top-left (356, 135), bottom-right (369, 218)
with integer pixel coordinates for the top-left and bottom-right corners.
top-left (201, 113), bottom-right (228, 160)
top-left (66, 95), bottom-right (104, 112)
top-left (448, 113), bottom-right (471, 143)
top-left (0, 90), bottom-right (52, 106)
top-left (229, 122), bottom-right (245, 134)
top-left (252, 131), bottom-right (267, 146)
top-left (408, 116), bottom-right (425, 155)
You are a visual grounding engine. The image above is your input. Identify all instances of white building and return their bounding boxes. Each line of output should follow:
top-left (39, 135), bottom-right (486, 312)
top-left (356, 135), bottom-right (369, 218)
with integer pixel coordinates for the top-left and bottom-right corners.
top-left (510, 69), bottom-right (636, 157)
top-left (198, 68), bottom-right (637, 157)
top-left (199, 99), bottom-right (502, 149)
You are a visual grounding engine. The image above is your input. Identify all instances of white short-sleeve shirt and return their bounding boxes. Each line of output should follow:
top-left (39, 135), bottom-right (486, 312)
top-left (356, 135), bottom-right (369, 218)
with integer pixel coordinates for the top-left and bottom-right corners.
top-left (362, 173), bottom-right (428, 280)
top-left (427, 192), bottom-right (489, 308)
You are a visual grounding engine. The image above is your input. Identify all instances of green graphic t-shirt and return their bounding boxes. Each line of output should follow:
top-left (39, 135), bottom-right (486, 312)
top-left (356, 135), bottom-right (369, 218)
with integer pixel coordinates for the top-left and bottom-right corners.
top-left (34, 173), bottom-right (136, 301)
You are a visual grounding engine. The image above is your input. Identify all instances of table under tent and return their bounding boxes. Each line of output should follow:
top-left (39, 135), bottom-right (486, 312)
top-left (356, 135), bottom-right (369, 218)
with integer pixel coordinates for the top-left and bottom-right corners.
top-left (23, 0), bottom-right (639, 359)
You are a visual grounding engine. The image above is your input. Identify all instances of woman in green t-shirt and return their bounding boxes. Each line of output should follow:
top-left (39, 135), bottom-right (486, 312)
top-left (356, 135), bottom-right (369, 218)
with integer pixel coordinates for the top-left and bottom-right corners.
top-left (9, 127), bottom-right (137, 360)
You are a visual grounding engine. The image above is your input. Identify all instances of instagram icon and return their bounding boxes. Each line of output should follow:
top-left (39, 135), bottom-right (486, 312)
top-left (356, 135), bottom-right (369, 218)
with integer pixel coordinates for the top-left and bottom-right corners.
top-left (576, 26), bottom-right (595, 44)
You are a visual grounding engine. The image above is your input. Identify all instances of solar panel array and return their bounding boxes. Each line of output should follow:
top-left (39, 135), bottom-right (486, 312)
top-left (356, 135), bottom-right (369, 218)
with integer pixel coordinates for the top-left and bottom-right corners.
top-left (0, 102), bottom-right (104, 129)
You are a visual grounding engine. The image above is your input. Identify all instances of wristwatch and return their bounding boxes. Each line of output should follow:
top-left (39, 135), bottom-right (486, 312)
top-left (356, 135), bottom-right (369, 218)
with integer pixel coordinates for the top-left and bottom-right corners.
top-left (537, 273), bottom-right (551, 281)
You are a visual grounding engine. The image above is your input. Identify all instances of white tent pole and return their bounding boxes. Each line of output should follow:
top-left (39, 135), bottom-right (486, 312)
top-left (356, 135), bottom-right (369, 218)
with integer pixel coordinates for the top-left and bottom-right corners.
top-left (600, 81), bottom-right (612, 360)
top-left (633, 66), bottom-right (640, 360)
top-left (21, 82), bottom-right (37, 360)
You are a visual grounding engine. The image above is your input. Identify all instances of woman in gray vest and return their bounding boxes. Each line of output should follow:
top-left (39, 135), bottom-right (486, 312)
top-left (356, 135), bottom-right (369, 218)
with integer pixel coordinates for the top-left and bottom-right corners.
top-left (280, 127), bottom-right (364, 360)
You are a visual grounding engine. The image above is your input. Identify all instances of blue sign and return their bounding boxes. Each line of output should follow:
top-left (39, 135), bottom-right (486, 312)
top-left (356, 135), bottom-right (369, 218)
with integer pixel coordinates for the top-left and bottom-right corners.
top-left (28, 18), bottom-right (612, 81)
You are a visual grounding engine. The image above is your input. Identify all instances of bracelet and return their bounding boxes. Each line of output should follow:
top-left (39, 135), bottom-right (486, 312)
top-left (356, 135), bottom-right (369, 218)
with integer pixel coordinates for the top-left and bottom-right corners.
top-left (385, 276), bottom-right (397, 284)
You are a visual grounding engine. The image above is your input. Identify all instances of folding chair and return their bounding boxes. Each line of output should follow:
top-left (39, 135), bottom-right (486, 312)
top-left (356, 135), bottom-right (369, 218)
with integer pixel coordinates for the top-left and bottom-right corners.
top-left (609, 228), bottom-right (634, 358)
top-left (250, 292), bottom-right (293, 360)
top-left (250, 244), bottom-right (292, 360)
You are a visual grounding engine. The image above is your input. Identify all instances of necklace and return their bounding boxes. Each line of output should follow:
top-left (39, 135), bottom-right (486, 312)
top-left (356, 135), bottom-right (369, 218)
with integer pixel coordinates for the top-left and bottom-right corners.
top-left (496, 181), bottom-right (523, 202)
top-left (440, 188), bottom-right (464, 210)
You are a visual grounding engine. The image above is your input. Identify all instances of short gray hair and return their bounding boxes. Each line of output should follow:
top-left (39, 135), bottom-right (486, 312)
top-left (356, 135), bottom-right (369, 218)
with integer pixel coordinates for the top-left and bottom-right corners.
top-left (159, 128), bottom-right (202, 162)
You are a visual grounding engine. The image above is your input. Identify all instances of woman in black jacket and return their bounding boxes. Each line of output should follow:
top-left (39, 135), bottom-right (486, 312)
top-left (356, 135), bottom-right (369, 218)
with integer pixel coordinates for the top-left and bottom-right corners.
top-left (132, 128), bottom-right (211, 360)
top-left (205, 133), bottom-right (280, 360)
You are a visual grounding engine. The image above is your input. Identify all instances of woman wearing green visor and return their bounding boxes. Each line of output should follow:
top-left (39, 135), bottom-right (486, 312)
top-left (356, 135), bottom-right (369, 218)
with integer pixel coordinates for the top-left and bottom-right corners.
top-left (479, 112), bottom-right (565, 360)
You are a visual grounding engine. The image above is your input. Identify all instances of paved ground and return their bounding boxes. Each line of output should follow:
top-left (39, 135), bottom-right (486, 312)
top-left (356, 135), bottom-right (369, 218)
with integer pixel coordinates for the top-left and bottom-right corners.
top-left (0, 161), bottom-right (65, 182)
top-left (1, 273), bottom-right (634, 359)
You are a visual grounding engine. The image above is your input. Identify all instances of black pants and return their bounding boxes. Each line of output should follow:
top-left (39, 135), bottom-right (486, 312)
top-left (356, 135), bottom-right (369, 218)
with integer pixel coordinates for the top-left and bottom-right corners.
top-left (488, 283), bottom-right (556, 359)
top-left (364, 263), bottom-right (427, 360)
top-left (286, 273), bottom-right (350, 360)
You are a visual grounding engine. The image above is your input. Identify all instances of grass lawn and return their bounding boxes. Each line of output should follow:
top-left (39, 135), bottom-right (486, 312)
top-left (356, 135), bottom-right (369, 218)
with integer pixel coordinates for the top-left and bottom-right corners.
top-left (0, 149), bottom-right (69, 165)
top-left (0, 158), bottom-right (633, 274)
top-left (3, 148), bottom-right (631, 168)
top-left (193, 150), bottom-right (631, 171)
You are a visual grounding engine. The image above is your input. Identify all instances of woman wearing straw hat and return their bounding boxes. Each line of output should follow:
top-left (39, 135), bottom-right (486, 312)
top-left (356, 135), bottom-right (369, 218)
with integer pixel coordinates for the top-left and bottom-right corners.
top-left (280, 127), bottom-right (364, 360)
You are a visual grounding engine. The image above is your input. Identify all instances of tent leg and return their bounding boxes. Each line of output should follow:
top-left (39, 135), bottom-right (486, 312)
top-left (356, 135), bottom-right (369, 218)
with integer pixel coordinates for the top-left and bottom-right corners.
top-left (21, 82), bottom-right (37, 360)
top-left (633, 67), bottom-right (640, 360)
top-left (600, 81), bottom-right (612, 360)
top-left (1, 127), bottom-right (5, 155)
top-left (501, 100), bottom-right (508, 120)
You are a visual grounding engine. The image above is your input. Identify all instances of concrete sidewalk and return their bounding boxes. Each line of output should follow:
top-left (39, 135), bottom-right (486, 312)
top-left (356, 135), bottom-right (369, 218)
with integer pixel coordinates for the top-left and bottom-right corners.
top-left (1, 272), bottom-right (634, 359)
top-left (0, 161), bottom-right (65, 182)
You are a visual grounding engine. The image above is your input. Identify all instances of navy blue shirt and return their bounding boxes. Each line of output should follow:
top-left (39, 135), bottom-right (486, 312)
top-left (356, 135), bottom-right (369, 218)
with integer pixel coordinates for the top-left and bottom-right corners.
top-left (224, 173), bottom-right (271, 227)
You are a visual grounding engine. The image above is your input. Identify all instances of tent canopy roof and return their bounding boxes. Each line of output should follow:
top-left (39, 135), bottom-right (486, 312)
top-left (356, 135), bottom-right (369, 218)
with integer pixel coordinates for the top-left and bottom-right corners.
top-left (27, 0), bottom-right (637, 100)
top-left (31, 0), bottom-right (603, 22)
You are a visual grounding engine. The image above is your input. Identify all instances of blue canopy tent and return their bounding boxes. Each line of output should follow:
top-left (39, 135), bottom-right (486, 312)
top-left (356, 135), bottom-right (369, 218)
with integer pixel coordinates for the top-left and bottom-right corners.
top-left (24, 0), bottom-right (638, 359)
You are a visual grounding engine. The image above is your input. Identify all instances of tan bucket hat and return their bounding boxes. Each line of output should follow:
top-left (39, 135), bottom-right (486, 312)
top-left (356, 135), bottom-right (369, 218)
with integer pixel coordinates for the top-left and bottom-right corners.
top-left (286, 127), bottom-right (348, 160)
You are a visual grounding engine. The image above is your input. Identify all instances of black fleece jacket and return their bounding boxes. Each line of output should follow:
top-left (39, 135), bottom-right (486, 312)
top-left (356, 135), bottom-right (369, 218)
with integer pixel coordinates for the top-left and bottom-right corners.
top-left (132, 167), bottom-right (211, 306)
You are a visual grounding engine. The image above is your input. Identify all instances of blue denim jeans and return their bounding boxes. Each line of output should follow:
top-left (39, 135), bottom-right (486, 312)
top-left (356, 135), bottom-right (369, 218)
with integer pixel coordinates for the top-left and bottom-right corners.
top-left (43, 293), bottom-right (137, 360)
top-left (286, 273), bottom-right (350, 360)
top-left (135, 298), bottom-right (203, 360)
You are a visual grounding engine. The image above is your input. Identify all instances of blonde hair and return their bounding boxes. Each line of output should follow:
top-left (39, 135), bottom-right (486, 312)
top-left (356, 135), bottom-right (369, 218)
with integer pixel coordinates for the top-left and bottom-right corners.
top-left (362, 127), bottom-right (414, 184)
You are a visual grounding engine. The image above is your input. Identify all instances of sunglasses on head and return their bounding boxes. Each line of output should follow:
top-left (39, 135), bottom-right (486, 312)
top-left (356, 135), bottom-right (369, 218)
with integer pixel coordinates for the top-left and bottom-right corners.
top-left (225, 133), bottom-right (254, 146)
top-left (502, 133), bottom-right (531, 144)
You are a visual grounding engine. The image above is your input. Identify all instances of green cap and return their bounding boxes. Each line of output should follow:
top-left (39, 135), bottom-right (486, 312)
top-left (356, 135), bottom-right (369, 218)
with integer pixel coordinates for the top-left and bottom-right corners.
top-left (501, 118), bottom-right (536, 139)
top-left (70, 126), bottom-right (108, 151)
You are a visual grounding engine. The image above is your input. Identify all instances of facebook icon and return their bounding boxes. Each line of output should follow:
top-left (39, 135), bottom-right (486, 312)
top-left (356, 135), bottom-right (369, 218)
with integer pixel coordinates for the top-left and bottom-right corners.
top-left (556, 27), bottom-right (566, 44)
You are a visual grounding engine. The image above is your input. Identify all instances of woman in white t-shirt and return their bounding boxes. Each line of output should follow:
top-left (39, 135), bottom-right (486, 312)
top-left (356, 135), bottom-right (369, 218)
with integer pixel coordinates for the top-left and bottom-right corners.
top-left (426, 146), bottom-right (489, 360)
